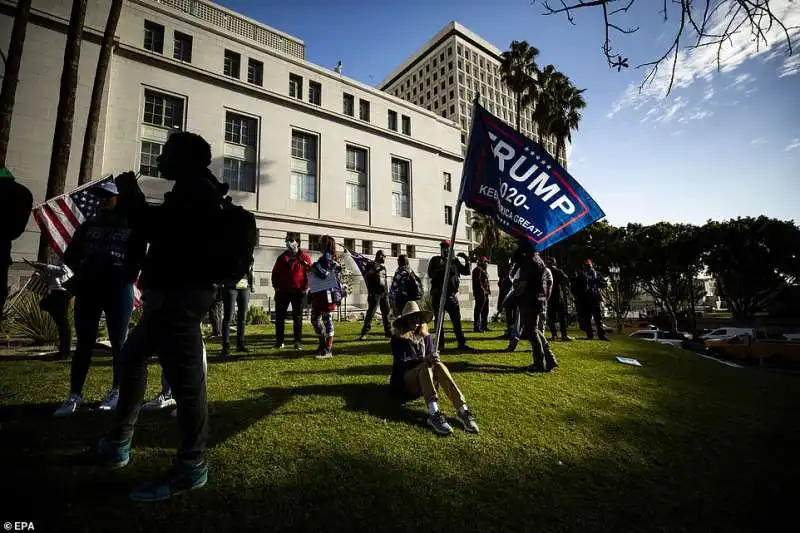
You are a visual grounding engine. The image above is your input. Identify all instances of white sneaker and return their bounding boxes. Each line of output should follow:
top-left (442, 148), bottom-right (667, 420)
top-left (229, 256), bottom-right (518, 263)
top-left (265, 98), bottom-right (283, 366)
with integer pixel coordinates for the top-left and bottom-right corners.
top-left (54, 393), bottom-right (83, 417)
top-left (142, 392), bottom-right (177, 411)
top-left (98, 388), bottom-right (119, 411)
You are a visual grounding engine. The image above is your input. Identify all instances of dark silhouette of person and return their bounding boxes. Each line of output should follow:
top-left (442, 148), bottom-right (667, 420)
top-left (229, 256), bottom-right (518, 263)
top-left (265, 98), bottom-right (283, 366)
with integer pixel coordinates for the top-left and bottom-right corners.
top-left (220, 260), bottom-right (254, 357)
top-left (546, 257), bottom-right (573, 342)
top-left (0, 167), bottom-right (33, 319)
top-left (581, 259), bottom-right (610, 341)
top-left (360, 250), bottom-right (392, 339)
top-left (516, 247), bottom-right (558, 372)
top-left (471, 256), bottom-right (491, 332)
top-left (427, 240), bottom-right (472, 350)
top-left (99, 132), bottom-right (230, 502)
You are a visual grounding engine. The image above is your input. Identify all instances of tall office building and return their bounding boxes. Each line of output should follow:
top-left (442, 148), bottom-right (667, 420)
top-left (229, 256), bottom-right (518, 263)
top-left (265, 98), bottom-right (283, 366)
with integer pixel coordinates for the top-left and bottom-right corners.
top-left (379, 22), bottom-right (566, 167)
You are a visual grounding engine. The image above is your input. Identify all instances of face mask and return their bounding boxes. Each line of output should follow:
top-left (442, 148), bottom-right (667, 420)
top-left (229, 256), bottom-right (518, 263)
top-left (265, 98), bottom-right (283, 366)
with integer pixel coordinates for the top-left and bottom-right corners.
top-left (286, 241), bottom-right (298, 252)
top-left (324, 252), bottom-right (332, 261)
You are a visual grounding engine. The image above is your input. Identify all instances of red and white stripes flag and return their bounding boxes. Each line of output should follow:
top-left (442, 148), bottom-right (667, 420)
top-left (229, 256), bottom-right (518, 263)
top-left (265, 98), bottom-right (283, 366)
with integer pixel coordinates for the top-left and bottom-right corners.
top-left (32, 175), bottom-right (142, 307)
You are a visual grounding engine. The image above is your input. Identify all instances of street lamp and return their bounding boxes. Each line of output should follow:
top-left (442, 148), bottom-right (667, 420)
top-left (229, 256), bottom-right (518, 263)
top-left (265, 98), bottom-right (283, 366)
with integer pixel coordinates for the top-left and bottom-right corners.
top-left (608, 265), bottom-right (621, 333)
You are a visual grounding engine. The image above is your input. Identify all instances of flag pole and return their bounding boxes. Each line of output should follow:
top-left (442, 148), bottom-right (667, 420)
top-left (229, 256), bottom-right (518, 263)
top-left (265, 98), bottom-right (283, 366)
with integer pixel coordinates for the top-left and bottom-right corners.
top-left (433, 94), bottom-right (481, 353)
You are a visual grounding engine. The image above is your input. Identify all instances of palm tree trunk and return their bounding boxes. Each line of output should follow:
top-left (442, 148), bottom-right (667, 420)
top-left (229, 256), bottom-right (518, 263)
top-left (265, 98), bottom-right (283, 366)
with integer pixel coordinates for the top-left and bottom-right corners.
top-left (38, 0), bottom-right (88, 261)
top-left (78, 0), bottom-right (123, 185)
top-left (0, 0), bottom-right (33, 167)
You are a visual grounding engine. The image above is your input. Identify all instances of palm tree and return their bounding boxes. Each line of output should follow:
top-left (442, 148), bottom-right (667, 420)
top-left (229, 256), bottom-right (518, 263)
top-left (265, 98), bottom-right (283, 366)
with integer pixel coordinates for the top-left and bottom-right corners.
top-left (0, 0), bottom-right (33, 167)
top-left (471, 213), bottom-right (502, 254)
top-left (79, 0), bottom-right (124, 184)
top-left (534, 67), bottom-right (586, 164)
top-left (499, 41), bottom-right (539, 132)
top-left (40, 0), bottom-right (88, 260)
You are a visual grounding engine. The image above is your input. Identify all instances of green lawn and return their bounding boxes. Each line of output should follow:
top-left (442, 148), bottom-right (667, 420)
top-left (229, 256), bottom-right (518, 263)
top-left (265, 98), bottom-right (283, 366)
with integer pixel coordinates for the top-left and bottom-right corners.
top-left (0, 322), bottom-right (797, 533)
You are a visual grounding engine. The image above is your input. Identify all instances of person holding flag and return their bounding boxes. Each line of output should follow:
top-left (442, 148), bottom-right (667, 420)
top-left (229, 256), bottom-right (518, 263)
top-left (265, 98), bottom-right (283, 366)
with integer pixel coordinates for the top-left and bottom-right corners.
top-left (27, 257), bottom-right (74, 360)
top-left (54, 181), bottom-right (146, 416)
top-left (359, 249), bottom-right (392, 340)
top-left (309, 235), bottom-right (343, 359)
top-left (432, 95), bottom-right (605, 354)
top-left (427, 240), bottom-right (472, 351)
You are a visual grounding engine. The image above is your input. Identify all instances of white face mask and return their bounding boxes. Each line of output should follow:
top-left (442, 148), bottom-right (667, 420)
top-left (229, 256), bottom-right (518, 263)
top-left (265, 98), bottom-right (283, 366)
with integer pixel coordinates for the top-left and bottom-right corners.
top-left (286, 241), bottom-right (298, 252)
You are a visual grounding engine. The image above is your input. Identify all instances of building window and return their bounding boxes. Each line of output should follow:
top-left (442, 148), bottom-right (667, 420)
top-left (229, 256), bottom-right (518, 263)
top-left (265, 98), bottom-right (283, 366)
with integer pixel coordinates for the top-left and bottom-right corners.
top-left (308, 81), bottom-right (322, 105)
top-left (362, 240), bottom-right (373, 255)
top-left (309, 234), bottom-right (321, 252)
top-left (401, 115), bottom-right (411, 135)
top-left (391, 243), bottom-right (401, 257)
top-left (440, 52), bottom-right (445, 62)
top-left (391, 158), bottom-right (410, 218)
top-left (139, 141), bottom-right (162, 177)
top-left (345, 145), bottom-right (368, 211)
top-left (143, 89), bottom-right (184, 129)
top-left (247, 58), bottom-right (263, 86)
top-left (443, 172), bottom-right (452, 191)
top-left (173, 31), bottom-right (192, 62)
top-left (359, 99), bottom-right (370, 121)
top-left (223, 49), bottom-right (240, 78)
top-left (407, 245), bottom-right (416, 259)
top-left (343, 93), bottom-right (355, 116)
top-left (450, 104), bottom-right (455, 115)
top-left (444, 205), bottom-right (453, 225)
top-left (290, 130), bottom-right (318, 202)
top-left (289, 74), bottom-right (303, 99)
top-left (224, 112), bottom-right (257, 147)
top-left (143, 20), bottom-right (164, 54)
top-left (343, 238), bottom-right (356, 252)
top-left (223, 158), bottom-right (256, 193)
top-left (387, 110), bottom-right (398, 131)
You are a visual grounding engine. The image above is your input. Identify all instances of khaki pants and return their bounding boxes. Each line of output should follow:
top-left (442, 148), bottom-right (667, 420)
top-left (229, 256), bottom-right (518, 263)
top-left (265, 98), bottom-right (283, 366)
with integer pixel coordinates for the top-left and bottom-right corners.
top-left (404, 362), bottom-right (466, 409)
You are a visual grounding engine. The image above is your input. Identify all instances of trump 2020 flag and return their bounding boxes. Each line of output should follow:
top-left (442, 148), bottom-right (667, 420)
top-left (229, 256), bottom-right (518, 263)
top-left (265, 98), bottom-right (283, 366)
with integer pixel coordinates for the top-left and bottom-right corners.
top-left (459, 102), bottom-right (604, 250)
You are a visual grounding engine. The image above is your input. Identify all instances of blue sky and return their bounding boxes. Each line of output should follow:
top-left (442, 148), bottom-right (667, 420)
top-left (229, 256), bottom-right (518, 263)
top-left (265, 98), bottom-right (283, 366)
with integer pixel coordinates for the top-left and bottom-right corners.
top-left (220, 0), bottom-right (799, 226)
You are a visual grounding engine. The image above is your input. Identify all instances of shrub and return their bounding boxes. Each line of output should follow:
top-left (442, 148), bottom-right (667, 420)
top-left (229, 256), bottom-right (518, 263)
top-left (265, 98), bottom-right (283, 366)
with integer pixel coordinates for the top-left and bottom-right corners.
top-left (247, 306), bottom-right (270, 325)
top-left (129, 306), bottom-right (143, 327)
top-left (5, 290), bottom-right (67, 345)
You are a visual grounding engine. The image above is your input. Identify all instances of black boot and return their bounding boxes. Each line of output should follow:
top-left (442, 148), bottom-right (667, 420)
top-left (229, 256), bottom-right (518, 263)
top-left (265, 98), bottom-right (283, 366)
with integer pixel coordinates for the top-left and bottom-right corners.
top-left (221, 343), bottom-right (230, 359)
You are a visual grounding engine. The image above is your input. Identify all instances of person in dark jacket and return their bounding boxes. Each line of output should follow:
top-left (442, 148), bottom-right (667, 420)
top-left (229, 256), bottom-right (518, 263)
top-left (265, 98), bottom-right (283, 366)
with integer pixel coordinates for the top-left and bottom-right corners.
top-left (98, 132), bottom-right (227, 502)
top-left (389, 301), bottom-right (478, 436)
top-left (496, 258), bottom-right (512, 339)
top-left (207, 285), bottom-right (223, 338)
top-left (546, 258), bottom-right (573, 342)
top-left (29, 257), bottom-right (73, 360)
top-left (271, 232), bottom-right (312, 350)
top-left (471, 256), bottom-right (491, 332)
top-left (504, 246), bottom-right (527, 352)
top-left (581, 259), bottom-right (610, 341)
top-left (388, 254), bottom-right (423, 316)
top-left (516, 246), bottom-right (558, 372)
top-left (427, 240), bottom-right (472, 351)
top-left (54, 181), bottom-right (146, 417)
top-left (359, 250), bottom-right (391, 340)
top-left (220, 261), bottom-right (254, 358)
top-left (0, 168), bottom-right (33, 320)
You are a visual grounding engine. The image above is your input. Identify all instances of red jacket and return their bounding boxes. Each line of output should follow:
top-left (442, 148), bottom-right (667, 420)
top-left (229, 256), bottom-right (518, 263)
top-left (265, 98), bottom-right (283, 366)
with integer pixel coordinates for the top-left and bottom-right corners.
top-left (271, 250), bottom-right (312, 291)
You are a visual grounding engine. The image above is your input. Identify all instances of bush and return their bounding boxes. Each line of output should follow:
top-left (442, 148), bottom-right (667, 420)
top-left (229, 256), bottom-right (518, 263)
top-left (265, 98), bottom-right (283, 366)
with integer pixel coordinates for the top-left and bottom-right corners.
top-left (247, 306), bottom-right (270, 325)
top-left (4, 290), bottom-right (74, 345)
top-left (129, 305), bottom-right (143, 328)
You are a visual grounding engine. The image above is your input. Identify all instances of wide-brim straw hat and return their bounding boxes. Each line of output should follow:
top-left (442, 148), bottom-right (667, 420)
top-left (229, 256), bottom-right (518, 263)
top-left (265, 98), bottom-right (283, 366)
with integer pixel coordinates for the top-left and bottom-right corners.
top-left (392, 301), bottom-right (434, 329)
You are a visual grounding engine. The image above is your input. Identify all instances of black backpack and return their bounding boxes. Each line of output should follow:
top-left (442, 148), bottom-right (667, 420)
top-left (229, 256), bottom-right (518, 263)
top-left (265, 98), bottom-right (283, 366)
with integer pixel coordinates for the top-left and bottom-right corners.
top-left (209, 196), bottom-right (257, 285)
top-left (404, 272), bottom-right (423, 301)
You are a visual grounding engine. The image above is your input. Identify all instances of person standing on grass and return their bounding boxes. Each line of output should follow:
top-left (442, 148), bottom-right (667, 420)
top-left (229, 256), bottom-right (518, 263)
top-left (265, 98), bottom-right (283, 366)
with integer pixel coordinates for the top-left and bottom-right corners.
top-left (496, 258), bottom-right (512, 339)
top-left (54, 181), bottom-right (146, 417)
top-left (389, 254), bottom-right (423, 316)
top-left (98, 132), bottom-right (241, 502)
top-left (546, 258), bottom-right (573, 342)
top-left (308, 235), bottom-right (343, 359)
top-left (0, 168), bottom-right (33, 321)
top-left (570, 269), bottom-right (590, 337)
top-left (29, 257), bottom-right (74, 360)
top-left (516, 245), bottom-right (558, 372)
top-left (221, 260), bottom-right (255, 358)
top-left (359, 250), bottom-right (392, 340)
top-left (541, 258), bottom-right (553, 335)
top-left (271, 232), bottom-right (312, 351)
top-left (471, 256), bottom-right (491, 333)
top-left (504, 247), bottom-right (526, 352)
top-left (581, 259), bottom-right (610, 341)
top-left (389, 301), bottom-right (479, 436)
top-left (207, 285), bottom-right (223, 338)
top-left (427, 240), bottom-right (472, 351)
top-left (142, 341), bottom-right (208, 414)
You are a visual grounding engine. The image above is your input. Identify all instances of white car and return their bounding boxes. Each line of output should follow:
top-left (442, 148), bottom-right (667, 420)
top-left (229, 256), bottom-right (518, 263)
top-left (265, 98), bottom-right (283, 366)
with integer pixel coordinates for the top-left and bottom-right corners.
top-left (700, 328), bottom-right (766, 341)
top-left (629, 329), bottom-right (686, 348)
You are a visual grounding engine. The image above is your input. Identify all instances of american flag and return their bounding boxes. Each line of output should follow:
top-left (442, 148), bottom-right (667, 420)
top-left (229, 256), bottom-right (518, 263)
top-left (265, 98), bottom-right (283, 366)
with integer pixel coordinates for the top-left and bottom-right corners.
top-left (344, 248), bottom-right (369, 277)
top-left (32, 175), bottom-right (142, 307)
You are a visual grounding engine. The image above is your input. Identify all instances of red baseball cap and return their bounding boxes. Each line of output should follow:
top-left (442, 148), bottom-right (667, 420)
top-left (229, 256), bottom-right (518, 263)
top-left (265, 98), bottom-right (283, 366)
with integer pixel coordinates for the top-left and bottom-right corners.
top-left (585, 259), bottom-right (593, 266)
top-left (440, 240), bottom-right (451, 247)
top-left (479, 256), bottom-right (489, 262)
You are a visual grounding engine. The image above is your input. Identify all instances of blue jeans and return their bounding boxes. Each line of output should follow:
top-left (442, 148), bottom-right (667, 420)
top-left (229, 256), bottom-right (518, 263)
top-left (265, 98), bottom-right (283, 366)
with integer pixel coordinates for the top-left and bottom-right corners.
top-left (70, 281), bottom-right (134, 394)
top-left (222, 288), bottom-right (250, 349)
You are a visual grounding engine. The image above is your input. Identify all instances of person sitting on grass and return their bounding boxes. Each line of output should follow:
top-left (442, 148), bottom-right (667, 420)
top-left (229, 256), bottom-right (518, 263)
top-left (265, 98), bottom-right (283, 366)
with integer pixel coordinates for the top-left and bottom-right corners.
top-left (389, 301), bottom-right (479, 436)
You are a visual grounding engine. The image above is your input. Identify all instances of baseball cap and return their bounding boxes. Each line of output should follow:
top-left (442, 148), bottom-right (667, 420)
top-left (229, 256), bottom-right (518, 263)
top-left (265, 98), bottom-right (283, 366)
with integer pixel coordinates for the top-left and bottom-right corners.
top-left (440, 239), bottom-right (451, 247)
top-left (94, 181), bottom-right (119, 197)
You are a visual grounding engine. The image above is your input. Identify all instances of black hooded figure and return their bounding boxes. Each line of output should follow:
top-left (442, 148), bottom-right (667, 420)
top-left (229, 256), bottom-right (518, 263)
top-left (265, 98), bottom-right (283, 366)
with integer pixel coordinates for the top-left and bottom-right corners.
top-left (360, 249), bottom-right (392, 339)
top-left (0, 168), bottom-right (33, 318)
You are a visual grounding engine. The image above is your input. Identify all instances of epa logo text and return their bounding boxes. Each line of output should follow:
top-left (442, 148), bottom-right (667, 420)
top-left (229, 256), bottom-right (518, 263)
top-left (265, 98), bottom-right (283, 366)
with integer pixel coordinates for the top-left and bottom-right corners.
top-left (3, 522), bottom-right (35, 531)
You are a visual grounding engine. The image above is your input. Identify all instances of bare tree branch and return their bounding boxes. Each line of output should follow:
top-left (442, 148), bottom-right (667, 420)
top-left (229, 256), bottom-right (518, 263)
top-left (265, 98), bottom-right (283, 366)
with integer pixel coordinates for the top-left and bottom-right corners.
top-left (535, 0), bottom-right (797, 95)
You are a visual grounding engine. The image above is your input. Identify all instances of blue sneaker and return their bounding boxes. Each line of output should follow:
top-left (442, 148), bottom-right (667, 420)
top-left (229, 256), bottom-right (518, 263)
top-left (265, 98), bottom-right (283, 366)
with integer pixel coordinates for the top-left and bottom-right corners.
top-left (97, 437), bottom-right (131, 469)
top-left (130, 460), bottom-right (209, 502)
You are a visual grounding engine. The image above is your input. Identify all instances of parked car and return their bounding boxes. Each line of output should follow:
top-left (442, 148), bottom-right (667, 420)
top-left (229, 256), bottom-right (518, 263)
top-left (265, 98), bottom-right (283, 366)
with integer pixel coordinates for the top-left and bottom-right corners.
top-left (700, 328), bottom-right (766, 341)
top-left (629, 329), bottom-right (686, 348)
top-left (705, 333), bottom-right (800, 363)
